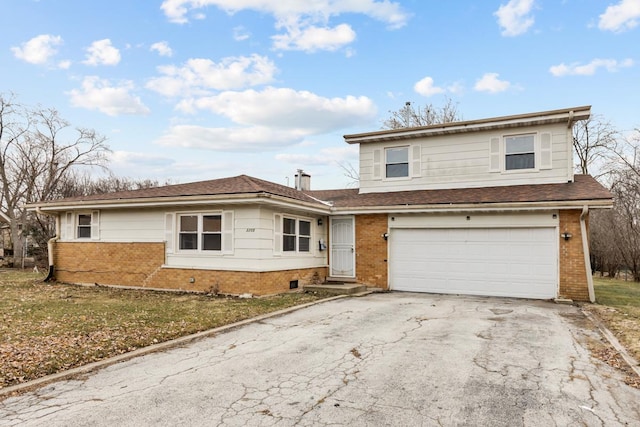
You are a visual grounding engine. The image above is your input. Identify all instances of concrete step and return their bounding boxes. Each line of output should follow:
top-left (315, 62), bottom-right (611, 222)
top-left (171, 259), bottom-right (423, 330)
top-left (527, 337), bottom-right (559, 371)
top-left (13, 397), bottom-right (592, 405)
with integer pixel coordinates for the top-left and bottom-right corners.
top-left (304, 284), bottom-right (368, 295)
top-left (326, 277), bottom-right (358, 283)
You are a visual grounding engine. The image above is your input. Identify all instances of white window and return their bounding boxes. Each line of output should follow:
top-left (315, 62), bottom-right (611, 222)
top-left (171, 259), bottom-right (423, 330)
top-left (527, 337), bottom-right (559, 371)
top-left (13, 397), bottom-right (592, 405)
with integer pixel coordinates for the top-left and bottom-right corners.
top-left (385, 146), bottom-right (409, 178)
top-left (505, 134), bottom-right (535, 170)
top-left (282, 217), bottom-right (312, 253)
top-left (77, 214), bottom-right (92, 238)
top-left (178, 213), bottom-right (222, 252)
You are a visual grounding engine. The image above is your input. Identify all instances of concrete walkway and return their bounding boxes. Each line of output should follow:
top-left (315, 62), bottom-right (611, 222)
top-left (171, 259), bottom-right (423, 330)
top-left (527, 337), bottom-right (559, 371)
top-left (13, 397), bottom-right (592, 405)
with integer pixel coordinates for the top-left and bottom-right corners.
top-left (1, 293), bottom-right (639, 426)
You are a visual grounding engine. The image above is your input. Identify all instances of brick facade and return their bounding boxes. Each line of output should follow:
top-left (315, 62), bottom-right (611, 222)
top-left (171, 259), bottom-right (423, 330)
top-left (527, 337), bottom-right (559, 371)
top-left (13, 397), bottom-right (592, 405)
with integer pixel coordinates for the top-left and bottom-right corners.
top-left (558, 209), bottom-right (591, 301)
top-left (355, 214), bottom-right (388, 289)
top-left (53, 242), bottom-right (327, 296)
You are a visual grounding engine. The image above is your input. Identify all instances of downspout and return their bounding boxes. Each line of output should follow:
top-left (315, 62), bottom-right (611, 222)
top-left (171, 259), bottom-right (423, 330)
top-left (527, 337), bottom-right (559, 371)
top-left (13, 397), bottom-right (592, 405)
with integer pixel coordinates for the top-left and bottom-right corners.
top-left (580, 205), bottom-right (595, 303)
top-left (36, 207), bottom-right (60, 282)
top-left (567, 110), bottom-right (575, 183)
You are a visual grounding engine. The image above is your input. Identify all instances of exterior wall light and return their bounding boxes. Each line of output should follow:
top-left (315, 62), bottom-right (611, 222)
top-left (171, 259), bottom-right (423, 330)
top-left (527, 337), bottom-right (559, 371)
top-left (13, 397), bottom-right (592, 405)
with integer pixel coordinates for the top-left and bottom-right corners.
top-left (561, 232), bottom-right (572, 241)
top-left (317, 218), bottom-right (323, 226)
top-left (382, 233), bottom-right (389, 241)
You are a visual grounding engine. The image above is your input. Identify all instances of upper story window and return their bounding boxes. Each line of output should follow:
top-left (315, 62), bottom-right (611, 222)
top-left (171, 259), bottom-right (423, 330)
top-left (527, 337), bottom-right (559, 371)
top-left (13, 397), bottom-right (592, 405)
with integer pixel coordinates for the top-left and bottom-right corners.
top-left (77, 214), bottom-right (92, 238)
top-left (385, 146), bottom-right (409, 178)
top-left (505, 134), bottom-right (535, 170)
top-left (283, 217), bottom-right (311, 253)
top-left (179, 214), bottom-right (222, 251)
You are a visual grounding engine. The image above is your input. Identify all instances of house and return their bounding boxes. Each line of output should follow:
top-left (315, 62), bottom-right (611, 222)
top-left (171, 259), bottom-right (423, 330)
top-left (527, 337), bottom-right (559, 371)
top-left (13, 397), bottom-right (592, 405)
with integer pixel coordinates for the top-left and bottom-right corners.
top-left (28, 106), bottom-right (613, 301)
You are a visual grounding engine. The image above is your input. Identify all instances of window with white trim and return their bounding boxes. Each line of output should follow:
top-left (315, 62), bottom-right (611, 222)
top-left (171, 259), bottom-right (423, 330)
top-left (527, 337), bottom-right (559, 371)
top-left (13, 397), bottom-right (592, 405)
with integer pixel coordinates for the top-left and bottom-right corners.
top-left (178, 213), bottom-right (222, 252)
top-left (385, 146), bottom-right (409, 178)
top-left (77, 214), bottom-right (92, 238)
top-left (282, 217), bottom-right (312, 253)
top-left (505, 134), bottom-right (535, 170)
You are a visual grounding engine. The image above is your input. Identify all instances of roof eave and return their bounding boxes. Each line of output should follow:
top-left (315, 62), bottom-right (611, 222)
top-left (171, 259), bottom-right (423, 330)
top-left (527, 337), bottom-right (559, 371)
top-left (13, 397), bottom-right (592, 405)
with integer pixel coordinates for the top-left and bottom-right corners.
top-left (345, 105), bottom-right (591, 144)
top-left (27, 192), bottom-right (332, 214)
top-left (330, 198), bottom-right (613, 214)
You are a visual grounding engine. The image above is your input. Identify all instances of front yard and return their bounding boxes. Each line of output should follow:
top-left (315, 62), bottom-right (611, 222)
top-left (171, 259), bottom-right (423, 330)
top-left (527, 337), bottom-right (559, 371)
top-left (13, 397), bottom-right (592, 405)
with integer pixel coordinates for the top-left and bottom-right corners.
top-left (2, 271), bottom-right (639, 394)
top-left (0, 270), bottom-right (331, 390)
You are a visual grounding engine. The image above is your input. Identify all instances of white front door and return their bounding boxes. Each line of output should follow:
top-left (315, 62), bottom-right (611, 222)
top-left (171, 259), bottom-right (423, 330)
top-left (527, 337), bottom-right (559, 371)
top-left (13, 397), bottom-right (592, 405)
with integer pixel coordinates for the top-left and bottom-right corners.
top-left (330, 216), bottom-right (355, 277)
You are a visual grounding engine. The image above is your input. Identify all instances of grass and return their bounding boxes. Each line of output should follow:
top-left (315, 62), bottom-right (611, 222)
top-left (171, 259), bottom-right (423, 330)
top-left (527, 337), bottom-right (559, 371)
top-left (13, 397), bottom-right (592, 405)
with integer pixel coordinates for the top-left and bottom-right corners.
top-left (589, 276), bottom-right (640, 362)
top-left (0, 270), bottom-right (332, 390)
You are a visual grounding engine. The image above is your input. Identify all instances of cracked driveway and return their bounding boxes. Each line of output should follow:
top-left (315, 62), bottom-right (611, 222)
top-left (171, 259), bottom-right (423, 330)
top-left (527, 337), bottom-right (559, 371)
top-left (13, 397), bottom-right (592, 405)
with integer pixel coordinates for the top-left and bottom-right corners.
top-left (1, 293), bottom-right (639, 426)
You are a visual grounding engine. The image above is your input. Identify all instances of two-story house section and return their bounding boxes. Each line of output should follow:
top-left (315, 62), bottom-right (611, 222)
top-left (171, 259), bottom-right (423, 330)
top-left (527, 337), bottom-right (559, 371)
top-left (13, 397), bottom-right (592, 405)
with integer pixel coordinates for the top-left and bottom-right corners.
top-left (28, 106), bottom-right (612, 302)
top-left (312, 106), bottom-right (612, 301)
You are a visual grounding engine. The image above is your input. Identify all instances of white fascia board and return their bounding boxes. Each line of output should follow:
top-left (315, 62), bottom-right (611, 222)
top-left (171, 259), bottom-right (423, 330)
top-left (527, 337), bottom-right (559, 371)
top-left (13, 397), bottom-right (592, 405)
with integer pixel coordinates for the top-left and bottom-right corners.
top-left (345, 106), bottom-right (591, 144)
top-left (329, 199), bottom-right (612, 215)
top-left (28, 194), bottom-right (331, 215)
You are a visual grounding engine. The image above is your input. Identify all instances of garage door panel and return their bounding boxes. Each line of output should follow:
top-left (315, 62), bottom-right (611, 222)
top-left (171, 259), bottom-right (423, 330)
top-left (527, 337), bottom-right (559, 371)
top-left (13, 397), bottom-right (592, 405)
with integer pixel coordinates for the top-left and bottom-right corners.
top-left (389, 227), bottom-right (558, 299)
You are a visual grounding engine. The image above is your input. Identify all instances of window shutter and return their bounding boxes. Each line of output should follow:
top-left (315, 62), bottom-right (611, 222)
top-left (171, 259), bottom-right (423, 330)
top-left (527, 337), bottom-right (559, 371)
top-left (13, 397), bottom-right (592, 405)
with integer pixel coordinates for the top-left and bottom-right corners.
top-left (489, 137), bottom-right (501, 172)
top-left (222, 211), bottom-right (234, 255)
top-left (540, 132), bottom-right (552, 170)
top-left (90, 211), bottom-right (100, 240)
top-left (164, 213), bottom-right (174, 254)
top-left (273, 214), bottom-right (282, 256)
top-left (372, 149), bottom-right (382, 180)
top-left (412, 145), bottom-right (421, 177)
top-left (65, 212), bottom-right (73, 240)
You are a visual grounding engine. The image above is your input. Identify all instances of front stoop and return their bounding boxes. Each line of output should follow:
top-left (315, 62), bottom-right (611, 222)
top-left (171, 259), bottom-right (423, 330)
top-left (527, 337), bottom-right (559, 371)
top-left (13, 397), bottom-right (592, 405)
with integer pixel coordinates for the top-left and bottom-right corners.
top-left (304, 284), bottom-right (368, 295)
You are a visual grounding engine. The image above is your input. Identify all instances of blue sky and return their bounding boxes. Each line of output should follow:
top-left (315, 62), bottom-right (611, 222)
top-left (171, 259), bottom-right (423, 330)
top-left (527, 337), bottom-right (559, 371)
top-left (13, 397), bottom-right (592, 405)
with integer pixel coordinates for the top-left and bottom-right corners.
top-left (2, 0), bottom-right (639, 189)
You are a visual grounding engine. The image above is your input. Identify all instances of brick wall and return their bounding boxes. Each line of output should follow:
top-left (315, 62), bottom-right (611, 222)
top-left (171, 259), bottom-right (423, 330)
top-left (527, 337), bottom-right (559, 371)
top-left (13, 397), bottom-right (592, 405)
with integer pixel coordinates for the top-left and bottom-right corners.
top-left (558, 209), bottom-right (590, 301)
top-left (355, 214), bottom-right (388, 289)
top-left (53, 242), bottom-right (327, 295)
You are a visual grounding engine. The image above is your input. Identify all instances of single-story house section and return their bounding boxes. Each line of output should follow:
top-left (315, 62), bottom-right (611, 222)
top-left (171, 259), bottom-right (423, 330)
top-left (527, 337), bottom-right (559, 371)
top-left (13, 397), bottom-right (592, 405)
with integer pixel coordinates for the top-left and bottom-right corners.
top-left (28, 106), bottom-right (613, 301)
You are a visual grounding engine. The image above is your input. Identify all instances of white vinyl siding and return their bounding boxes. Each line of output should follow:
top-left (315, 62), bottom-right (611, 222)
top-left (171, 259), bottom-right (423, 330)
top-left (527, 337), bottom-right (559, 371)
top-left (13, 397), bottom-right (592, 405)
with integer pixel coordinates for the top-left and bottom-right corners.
top-left (59, 206), bottom-right (327, 272)
top-left (358, 123), bottom-right (570, 193)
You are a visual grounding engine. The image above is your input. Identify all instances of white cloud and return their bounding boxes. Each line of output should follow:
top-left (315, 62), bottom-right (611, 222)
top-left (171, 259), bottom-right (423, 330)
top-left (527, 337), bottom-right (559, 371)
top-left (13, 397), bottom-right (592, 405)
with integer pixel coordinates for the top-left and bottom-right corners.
top-left (233, 26), bottom-right (251, 41)
top-left (176, 87), bottom-right (377, 134)
top-left (57, 60), bottom-right (72, 69)
top-left (276, 145), bottom-right (358, 166)
top-left (494, 0), bottom-right (536, 36)
top-left (146, 54), bottom-right (277, 97)
top-left (160, 0), bottom-right (409, 52)
top-left (68, 76), bottom-right (150, 116)
top-left (413, 76), bottom-right (446, 97)
top-left (474, 73), bottom-right (511, 93)
top-left (272, 23), bottom-right (356, 52)
top-left (83, 39), bottom-right (121, 66)
top-left (155, 125), bottom-right (304, 151)
top-left (599, 0), bottom-right (640, 32)
top-left (161, 0), bottom-right (409, 27)
top-left (109, 151), bottom-right (175, 168)
top-left (549, 58), bottom-right (634, 76)
top-left (11, 34), bottom-right (63, 65)
top-left (150, 41), bottom-right (173, 57)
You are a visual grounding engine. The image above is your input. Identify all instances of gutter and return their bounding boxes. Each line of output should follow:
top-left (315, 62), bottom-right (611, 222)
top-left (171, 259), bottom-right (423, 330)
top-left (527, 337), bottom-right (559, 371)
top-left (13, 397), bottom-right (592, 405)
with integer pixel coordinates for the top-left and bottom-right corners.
top-left (36, 207), bottom-right (59, 282)
top-left (27, 193), bottom-right (332, 215)
top-left (330, 199), bottom-right (613, 215)
top-left (581, 205), bottom-right (596, 303)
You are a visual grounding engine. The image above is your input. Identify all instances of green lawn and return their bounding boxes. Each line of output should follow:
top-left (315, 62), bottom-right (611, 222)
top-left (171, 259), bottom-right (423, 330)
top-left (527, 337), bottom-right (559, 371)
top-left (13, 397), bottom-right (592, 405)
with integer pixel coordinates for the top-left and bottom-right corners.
top-left (591, 276), bottom-right (640, 362)
top-left (0, 270), bottom-right (331, 390)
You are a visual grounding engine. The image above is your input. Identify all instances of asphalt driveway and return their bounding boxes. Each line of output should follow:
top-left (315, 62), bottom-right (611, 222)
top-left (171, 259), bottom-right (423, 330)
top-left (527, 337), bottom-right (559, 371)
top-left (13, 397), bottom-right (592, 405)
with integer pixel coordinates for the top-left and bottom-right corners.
top-left (1, 293), bottom-right (639, 426)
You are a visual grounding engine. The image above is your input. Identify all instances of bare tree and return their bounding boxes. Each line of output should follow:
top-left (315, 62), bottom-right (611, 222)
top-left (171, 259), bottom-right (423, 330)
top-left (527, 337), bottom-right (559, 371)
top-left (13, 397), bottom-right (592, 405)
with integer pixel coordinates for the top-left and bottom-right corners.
top-left (382, 97), bottom-right (462, 129)
top-left (608, 166), bottom-right (640, 281)
top-left (572, 115), bottom-right (619, 179)
top-left (337, 161), bottom-right (359, 188)
top-left (0, 94), bottom-right (110, 267)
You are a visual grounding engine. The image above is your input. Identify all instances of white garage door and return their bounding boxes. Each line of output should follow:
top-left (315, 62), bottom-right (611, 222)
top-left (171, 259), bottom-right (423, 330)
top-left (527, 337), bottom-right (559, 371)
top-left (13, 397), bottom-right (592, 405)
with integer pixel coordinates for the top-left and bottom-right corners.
top-left (389, 228), bottom-right (558, 299)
